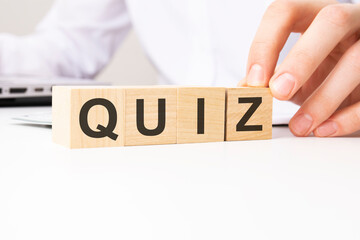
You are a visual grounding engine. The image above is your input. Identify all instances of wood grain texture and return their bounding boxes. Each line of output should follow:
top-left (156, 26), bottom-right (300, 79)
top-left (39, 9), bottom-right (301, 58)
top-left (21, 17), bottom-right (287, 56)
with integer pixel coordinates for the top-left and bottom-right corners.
top-left (53, 86), bottom-right (273, 149)
top-left (226, 87), bottom-right (272, 141)
top-left (177, 87), bottom-right (226, 144)
top-left (53, 86), bottom-right (125, 149)
top-left (124, 87), bottom-right (177, 146)
top-left (52, 86), bottom-right (72, 148)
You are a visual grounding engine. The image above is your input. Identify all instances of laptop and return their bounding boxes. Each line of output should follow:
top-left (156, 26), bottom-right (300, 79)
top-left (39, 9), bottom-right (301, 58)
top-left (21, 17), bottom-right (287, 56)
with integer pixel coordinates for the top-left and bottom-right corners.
top-left (0, 76), bottom-right (106, 106)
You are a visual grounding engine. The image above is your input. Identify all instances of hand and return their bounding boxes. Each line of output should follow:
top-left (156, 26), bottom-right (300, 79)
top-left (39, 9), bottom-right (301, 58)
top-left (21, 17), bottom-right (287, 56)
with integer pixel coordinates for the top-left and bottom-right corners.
top-left (239, 0), bottom-right (360, 137)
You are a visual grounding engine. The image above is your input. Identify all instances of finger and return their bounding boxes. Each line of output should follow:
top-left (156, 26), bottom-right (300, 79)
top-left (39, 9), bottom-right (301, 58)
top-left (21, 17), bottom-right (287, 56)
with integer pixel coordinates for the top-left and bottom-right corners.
top-left (245, 0), bottom-right (334, 87)
top-left (270, 4), bottom-right (360, 100)
top-left (246, 1), bottom-right (295, 87)
top-left (314, 101), bottom-right (360, 137)
top-left (291, 56), bottom-right (338, 105)
top-left (289, 39), bottom-right (360, 137)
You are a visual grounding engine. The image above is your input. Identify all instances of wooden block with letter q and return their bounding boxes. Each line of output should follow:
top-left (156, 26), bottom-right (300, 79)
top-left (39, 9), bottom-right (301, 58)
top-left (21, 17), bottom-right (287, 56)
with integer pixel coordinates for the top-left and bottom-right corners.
top-left (177, 87), bottom-right (226, 144)
top-left (52, 86), bottom-right (177, 148)
top-left (225, 87), bottom-right (272, 141)
top-left (52, 86), bottom-right (126, 149)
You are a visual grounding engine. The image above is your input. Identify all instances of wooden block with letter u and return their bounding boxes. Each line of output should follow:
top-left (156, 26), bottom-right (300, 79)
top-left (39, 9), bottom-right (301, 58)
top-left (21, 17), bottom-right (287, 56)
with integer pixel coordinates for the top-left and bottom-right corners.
top-left (124, 87), bottom-right (177, 146)
top-left (52, 86), bottom-right (177, 148)
top-left (225, 87), bottom-right (272, 141)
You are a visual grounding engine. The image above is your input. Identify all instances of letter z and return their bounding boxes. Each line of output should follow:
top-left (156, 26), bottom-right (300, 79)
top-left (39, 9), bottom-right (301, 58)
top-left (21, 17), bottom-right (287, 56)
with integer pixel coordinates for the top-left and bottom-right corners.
top-left (236, 97), bottom-right (263, 132)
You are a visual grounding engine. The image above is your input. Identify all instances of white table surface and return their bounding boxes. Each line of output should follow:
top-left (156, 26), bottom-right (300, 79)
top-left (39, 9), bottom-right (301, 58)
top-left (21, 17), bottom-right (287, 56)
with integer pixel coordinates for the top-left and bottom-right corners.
top-left (1, 106), bottom-right (360, 240)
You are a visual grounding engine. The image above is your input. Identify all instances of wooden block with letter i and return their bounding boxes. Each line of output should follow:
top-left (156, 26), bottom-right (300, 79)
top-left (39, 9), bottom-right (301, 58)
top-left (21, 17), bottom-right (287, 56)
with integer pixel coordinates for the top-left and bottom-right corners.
top-left (52, 86), bottom-right (177, 148)
top-left (177, 87), bottom-right (226, 143)
top-left (225, 87), bottom-right (272, 141)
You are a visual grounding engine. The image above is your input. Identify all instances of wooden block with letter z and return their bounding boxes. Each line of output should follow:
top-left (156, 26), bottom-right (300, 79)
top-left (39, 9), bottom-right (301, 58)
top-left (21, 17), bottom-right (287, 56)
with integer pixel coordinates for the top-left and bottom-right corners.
top-left (177, 87), bottom-right (226, 143)
top-left (225, 87), bottom-right (272, 141)
top-left (52, 86), bottom-right (177, 148)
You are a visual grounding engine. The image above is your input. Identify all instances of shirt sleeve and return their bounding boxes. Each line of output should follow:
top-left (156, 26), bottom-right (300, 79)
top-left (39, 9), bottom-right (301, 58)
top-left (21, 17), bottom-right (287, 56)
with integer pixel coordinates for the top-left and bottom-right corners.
top-left (0, 0), bottom-right (131, 79)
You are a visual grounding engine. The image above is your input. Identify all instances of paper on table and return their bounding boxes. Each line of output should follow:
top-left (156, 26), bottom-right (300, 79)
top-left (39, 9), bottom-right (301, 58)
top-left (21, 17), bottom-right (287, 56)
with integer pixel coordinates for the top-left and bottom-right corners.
top-left (13, 111), bottom-right (52, 126)
top-left (272, 99), bottom-right (299, 125)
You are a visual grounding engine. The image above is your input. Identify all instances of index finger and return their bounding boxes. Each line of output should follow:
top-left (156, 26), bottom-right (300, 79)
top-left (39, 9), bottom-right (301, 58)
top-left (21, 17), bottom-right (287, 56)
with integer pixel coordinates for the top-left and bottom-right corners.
top-left (244, 0), bottom-right (332, 87)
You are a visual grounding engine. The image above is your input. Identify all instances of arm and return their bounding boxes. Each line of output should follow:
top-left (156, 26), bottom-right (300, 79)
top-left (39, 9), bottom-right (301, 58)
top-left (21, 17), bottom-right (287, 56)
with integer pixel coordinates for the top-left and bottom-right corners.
top-left (0, 0), bottom-right (131, 78)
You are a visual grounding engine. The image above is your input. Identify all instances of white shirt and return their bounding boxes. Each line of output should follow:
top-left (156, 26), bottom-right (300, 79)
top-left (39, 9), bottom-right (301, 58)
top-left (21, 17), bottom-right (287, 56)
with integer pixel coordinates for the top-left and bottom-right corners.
top-left (0, 0), bottom-right (353, 117)
top-left (0, 0), bottom-right (354, 84)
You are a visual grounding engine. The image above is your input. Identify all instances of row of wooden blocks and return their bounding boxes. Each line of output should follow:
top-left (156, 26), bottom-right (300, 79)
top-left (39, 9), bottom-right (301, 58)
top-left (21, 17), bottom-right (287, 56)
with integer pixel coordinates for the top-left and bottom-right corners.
top-left (52, 86), bottom-right (273, 149)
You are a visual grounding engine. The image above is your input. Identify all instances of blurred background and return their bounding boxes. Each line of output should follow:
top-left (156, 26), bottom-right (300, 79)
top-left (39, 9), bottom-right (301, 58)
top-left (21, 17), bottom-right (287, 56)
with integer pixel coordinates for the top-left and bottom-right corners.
top-left (0, 0), bottom-right (158, 85)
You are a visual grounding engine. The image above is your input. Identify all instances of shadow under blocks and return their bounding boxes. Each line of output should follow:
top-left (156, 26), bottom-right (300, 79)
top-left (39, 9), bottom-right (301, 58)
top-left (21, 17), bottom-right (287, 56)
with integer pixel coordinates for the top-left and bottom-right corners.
top-left (52, 86), bottom-right (272, 149)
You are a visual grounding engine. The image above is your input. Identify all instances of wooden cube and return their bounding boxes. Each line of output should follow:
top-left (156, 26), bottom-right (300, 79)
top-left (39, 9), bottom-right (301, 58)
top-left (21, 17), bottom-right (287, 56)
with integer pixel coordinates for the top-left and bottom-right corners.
top-left (123, 87), bottom-right (177, 146)
top-left (225, 87), bottom-right (272, 141)
top-left (52, 86), bottom-right (177, 148)
top-left (177, 87), bottom-right (226, 144)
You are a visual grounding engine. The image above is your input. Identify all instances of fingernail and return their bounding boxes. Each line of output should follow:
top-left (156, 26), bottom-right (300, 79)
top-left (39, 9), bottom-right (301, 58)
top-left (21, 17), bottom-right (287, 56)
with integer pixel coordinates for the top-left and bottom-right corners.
top-left (290, 113), bottom-right (313, 136)
top-left (315, 121), bottom-right (338, 137)
top-left (247, 64), bottom-right (265, 86)
top-left (271, 73), bottom-right (295, 98)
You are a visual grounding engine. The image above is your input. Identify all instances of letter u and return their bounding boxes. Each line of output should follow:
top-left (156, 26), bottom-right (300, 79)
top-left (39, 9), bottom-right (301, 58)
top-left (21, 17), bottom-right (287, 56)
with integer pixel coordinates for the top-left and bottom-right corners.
top-left (136, 99), bottom-right (166, 136)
